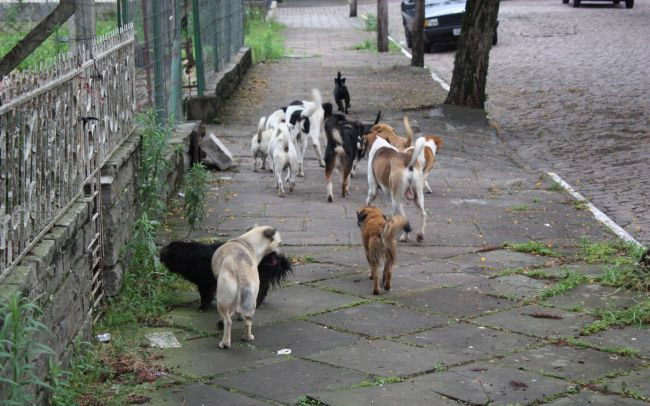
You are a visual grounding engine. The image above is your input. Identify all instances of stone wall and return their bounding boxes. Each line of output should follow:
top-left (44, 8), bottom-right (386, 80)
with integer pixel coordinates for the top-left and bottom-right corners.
top-left (0, 122), bottom-right (198, 403)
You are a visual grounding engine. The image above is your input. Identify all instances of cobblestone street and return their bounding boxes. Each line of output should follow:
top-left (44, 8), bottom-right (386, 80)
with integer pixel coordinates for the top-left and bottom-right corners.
top-left (359, 0), bottom-right (650, 245)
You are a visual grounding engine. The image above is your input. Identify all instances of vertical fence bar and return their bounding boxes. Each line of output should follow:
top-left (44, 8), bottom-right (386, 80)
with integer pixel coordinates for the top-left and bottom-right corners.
top-left (152, 0), bottom-right (166, 115)
top-left (211, 1), bottom-right (220, 72)
top-left (121, 0), bottom-right (130, 24)
top-left (169, 0), bottom-right (182, 120)
top-left (191, 0), bottom-right (205, 96)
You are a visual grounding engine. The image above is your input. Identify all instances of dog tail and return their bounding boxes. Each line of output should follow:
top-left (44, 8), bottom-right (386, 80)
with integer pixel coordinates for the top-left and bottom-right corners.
top-left (281, 130), bottom-right (289, 153)
top-left (430, 135), bottom-right (443, 150)
top-left (382, 214), bottom-right (411, 243)
top-left (403, 116), bottom-right (414, 148)
top-left (407, 137), bottom-right (426, 170)
top-left (301, 88), bottom-right (322, 118)
top-left (373, 110), bottom-right (382, 125)
top-left (257, 116), bottom-right (266, 143)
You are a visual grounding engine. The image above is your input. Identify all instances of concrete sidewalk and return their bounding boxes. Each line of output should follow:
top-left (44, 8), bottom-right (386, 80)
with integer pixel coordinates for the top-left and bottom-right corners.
top-left (144, 4), bottom-right (650, 406)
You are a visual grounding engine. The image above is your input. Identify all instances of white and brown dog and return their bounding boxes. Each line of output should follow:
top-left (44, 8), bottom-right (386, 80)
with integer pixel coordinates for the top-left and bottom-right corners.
top-left (211, 226), bottom-right (282, 349)
top-left (265, 109), bottom-right (286, 130)
top-left (251, 117), bottom-right (274, 172)
top-left (365, 117), bottom-right (427, 242)
top-left (406, 134), bottom-right (443, 194)
top-left (267, 123), bottom-right (298, 197)
top-left (285, 89), bottom-right (332, 175)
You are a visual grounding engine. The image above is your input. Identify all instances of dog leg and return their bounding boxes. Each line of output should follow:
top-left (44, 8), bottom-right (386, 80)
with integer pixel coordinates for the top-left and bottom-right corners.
top-left (198, 283), bottom-right (215, 312)
top-left (240, 285), bottom-right (257, 342)
top-left (253, 156), bottom-right (259, 172)
top-left (312, 140), bottom-right (326, 168)
top-left (217, 304), bottom-right (232, 349)
top-left (394, 201), bottom-right (410, 242)
top-left (414, 188), bottom-right (427, 243)
top-left (260, 155), bottom-right (267, 170)
top-left (275, 164), bottom-right (285, 197)
top-left (383, 241), bottom-right (396, 291)
top-left (424, 179), bottom-right (433, 194)
top-left (341, 167), bottom-right (352, 197)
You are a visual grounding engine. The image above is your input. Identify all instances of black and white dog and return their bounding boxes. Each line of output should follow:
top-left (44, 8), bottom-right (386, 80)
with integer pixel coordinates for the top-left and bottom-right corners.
top-left (284, 89), bottom-right (333, 175)
top-left (333, 71), bottom-right (350, 114)
top-left (159, 240), bottom-right (292, 311)
top-left (323, 111), bottom-right (381, 202)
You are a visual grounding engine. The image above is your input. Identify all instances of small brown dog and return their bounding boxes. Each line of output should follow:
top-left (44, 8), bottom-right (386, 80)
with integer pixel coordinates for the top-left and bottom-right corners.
top-left (356, 206), bottom-right (411, 295)
top-left (367, 122), bottom-right (412, 150)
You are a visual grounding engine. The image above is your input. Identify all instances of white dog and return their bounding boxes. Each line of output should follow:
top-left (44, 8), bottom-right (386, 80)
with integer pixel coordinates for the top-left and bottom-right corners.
top-left (251, 117), bottom-right (274, 172)
top-left (284, 89), bottom-right (329, 175)
top-left (265, 109), bottom-right (286, 130)
top-left (267, 123), bottom-right (298, 197)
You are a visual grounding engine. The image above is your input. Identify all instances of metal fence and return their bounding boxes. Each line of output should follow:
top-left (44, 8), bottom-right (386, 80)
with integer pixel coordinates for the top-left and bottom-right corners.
top-left (0, 24), bottom-right (136, 280)
top-left (121, 0), bottom-right (245, 116)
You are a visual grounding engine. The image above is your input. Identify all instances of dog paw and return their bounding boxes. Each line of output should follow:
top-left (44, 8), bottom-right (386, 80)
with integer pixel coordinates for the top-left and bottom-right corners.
top-left (416, 233), bottom-right (424, 243)
top-left (319, 161), bottom-right (326, 168)
top-left (218, 341), bottom-right (230, 349)
top-left (327, 195), bottom-right (333, 203)
top-left (242, 334), bottom-right (255, 342)
top-left (372, 289), bottom-right (380, 295)
top-left (399, 235), bottom-right (410, 242)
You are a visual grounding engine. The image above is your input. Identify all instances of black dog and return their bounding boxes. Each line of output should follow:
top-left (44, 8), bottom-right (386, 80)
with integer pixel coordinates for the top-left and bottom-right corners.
top-left (323, 111), bottom-right (381, 202)
top-left (159, 240), bottom-right (292, 311)
top-left (333, 71), bottom-right (350, 114)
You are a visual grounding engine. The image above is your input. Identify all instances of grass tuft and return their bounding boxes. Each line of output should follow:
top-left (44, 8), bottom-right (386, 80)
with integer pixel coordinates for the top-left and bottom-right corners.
top-left (505, 241), bottom-right (561, 258)
top-left (363, 13), bottom-right (377, 31)
top-left (353, 38), bottom-right (401, 53)
top-left (244, 7), bottom-right (286, 63)
top-left (538, 270), bottom-right (588, 300)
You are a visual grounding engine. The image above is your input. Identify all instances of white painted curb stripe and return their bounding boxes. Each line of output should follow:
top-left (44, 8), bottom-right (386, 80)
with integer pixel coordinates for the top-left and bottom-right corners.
top-left (547, 172), bottom-right (643, 248)
top-left (387, 35), bottom-right (450, 91)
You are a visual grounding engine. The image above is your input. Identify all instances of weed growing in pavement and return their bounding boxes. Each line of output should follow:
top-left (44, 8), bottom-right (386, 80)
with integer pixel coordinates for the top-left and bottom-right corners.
top-left (505, 241), bottom-right (561, 258)
top-left (581, 300), bottom-right (650, 335)
top-left (245, 7), bottom-right (286, 63)
top-left (353, 38), bottom-right (401, 53)
top-left (510, 205), bottom-right (529, 212)
top-left (547, 181), bottom-right (563, 191)
top-left (354, 376), bottom-right (403, 387)
top-left (297, 397), bottom-right (327, 406)
top-left (182, 163), bottom-right (210, 232)
top-left (364, 13), bottom-right (377, 31)
top-left (538, 270), bottom-right (588, 300)
top-left (0, 293), bottom-right (54, 405)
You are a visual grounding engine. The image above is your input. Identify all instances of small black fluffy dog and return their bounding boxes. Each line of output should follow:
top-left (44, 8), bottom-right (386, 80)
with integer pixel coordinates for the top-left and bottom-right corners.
top-left (159, 240), bottom-right (292, 311)
top-left (334, 71), bottom-right (350, 114)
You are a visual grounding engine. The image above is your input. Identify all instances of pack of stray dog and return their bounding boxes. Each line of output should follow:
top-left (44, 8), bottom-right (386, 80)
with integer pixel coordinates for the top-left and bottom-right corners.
top-left (159, 71), bottom-right (444, 349)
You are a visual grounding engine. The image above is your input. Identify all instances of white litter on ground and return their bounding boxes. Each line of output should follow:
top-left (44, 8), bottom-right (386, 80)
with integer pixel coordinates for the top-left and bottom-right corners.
top-left (146, 332), bottom-right (182, 349)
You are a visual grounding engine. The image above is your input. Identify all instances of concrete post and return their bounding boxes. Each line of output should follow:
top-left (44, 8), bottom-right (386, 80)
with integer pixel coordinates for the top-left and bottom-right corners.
top-left (71, 0), bottom-right (96, 55)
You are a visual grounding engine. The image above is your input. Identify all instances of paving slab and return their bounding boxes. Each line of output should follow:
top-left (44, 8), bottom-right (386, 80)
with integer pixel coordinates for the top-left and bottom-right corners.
top-left (544, 284), bottom-right (641, 311)
top-left (309, 302), bottom-right (449, 338)
top-left (287, 245), bottom-right (366, 267)
top-left (401, 323), bottom-right (539, 365)
top-left (447, 249), bottom-right (553, 274)
top-left (248, 320), bottom-right (360, 357)
top-left (214, 358), bottom-right (368, 404)
top-left (156, 337), bottom-right (274, 378)
top-left (468, 274), bottom-right (553, 300)
top-left (396, 286), bottom-right (516, 318)
top-left (526, 264), bottom-right (606, 279)
top-left (260, 284), bottom-right (363, 317)
top-left (540, 390), bottom-right (650, 406)
top-left (289, 262), bottom-right (361, 283)
top-left (474, 304), bottom-right (597, 338)
top-left (313, 273), bottom-right (437, 297)
top-left (497, 344), bottom-right (643, 382)
top-left (583, 326), bottom-right (650, 359)
top-left (145, 382), bottom-right (272, 406)
top-left (308, 380), bottom-right (460, 406)
top-left (602, 367), bottom-right (650, 399)
top-left (410, 363), bottom-right (569, 406)
top-left (307, 339), bottom-right (447, 377)
top-left (164, 303), bottom-right (294, 335)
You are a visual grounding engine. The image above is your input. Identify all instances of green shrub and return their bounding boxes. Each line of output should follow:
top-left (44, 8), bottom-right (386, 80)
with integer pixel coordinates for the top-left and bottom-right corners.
top-left (183, 163), bottom-right (210, 231)
top-left (244, 8), bottom-right (286, 63)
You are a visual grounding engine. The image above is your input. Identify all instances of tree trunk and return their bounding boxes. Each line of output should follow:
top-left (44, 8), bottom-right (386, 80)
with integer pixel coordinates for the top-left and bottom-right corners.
top-left (411, 0), bottom-right (425, 67)
top-left (0, 0), bottom-right (76, 77)
top-left (350, 0), bottom-right (357, 17)
top-left (377, 0), bottom-right (389, 52)
top-left (444, 0), bottom-right (500, 109)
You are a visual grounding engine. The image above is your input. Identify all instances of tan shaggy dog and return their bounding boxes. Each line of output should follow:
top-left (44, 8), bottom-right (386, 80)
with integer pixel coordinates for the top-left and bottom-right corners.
top-left (356, 206), bottom-right (411, 295)
top-left (367, 121), bottom-right (412, 150)
top-left (211, 226), bottom-right (281, 349)
top-left (365, 116), bottom-right (427, 242)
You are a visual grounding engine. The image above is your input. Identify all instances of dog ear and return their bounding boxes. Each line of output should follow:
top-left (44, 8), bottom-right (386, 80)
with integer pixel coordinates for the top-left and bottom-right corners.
top-left (356, 210), bottom-right (367, 227)
top-left (263, 227), bottom-right (277, 240)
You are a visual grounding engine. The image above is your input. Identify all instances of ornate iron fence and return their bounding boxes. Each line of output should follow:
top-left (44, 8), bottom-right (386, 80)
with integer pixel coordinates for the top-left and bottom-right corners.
top-left (0, 24), bottom-right (136, 280)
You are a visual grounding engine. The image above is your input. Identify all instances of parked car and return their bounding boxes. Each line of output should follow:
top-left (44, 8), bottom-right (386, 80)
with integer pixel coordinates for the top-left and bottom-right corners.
top-left (401, 0), bottom-right (497, 51)
top-left (564, 0), bottom-right (633, 8)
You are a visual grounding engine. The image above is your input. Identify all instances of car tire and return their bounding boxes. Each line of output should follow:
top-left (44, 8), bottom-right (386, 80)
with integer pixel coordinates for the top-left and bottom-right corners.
top-left (613, 0), bottom-right (620, 3)
top-left (573, 0), bottom-right (580, 6)
top-left (562, 0), bottom-right (569, 3)
top-left (625, 0), bottom-right (633, 8)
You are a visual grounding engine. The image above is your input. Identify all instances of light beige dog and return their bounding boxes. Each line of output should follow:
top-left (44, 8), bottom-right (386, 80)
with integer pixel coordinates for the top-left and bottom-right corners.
top-left (211, 226), bottom-right (282, 349)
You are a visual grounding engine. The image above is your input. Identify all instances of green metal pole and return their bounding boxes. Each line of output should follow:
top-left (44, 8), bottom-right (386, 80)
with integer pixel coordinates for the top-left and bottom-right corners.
top-left (117, 0), bottom-right (122, 27)
top-left (121, 0), bottom-right (130, 25)
top-left (191, 0), bottom-right (205, 96)
top-left (152, 0), bottom-right (165, 116)
top-left (169, 0), bottom-right (182, 121)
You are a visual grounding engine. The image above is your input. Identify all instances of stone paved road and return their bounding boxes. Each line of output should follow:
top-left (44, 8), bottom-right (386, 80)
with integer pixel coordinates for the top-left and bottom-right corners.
top-left (145, 3), bottom-right (650, 406)
top-left (358, 0), bottom-right (650, 246)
